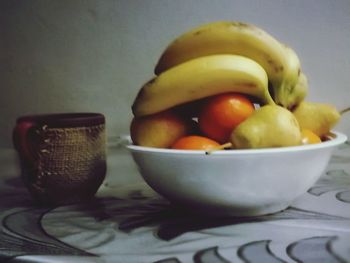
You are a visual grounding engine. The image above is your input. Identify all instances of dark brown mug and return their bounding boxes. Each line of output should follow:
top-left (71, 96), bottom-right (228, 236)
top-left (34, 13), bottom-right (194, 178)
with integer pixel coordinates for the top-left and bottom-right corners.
top-left (13, 113), bottom-right (106, 205)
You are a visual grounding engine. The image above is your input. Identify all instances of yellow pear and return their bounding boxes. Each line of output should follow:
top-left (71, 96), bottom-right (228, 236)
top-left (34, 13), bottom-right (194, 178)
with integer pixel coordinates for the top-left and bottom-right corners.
top-left (292, 101), bottom-right (340, 137)
top-left (130, 110), bottom-right (190, 148)
top-left (231, 105), bottom-right (301, 149)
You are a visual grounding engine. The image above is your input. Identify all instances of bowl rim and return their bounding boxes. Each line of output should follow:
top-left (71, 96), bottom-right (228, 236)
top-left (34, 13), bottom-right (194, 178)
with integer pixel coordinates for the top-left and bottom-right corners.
top-left (125, 131), bottom-right (347, 155)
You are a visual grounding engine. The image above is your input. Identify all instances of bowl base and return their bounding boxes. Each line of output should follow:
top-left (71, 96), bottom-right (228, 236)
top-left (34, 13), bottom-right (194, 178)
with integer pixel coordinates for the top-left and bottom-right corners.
top-left (170, 201), bottom-right (291, 217)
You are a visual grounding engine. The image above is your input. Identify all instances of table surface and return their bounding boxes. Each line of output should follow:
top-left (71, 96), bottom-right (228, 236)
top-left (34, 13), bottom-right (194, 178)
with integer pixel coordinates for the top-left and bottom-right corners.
top-left (1, 140), bottom-right (350, 263)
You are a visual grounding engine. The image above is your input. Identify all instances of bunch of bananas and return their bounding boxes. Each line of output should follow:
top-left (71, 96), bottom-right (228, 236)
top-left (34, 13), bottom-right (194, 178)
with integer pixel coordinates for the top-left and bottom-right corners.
top-left (132, 21), bottom-right (307, 116)
top-left (131, 21), bottom-right (340, 149)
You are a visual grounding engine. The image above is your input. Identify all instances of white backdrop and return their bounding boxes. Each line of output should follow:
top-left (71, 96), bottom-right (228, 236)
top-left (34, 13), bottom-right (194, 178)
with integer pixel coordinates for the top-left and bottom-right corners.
top-left (1, 0), bottom-right (349, 148)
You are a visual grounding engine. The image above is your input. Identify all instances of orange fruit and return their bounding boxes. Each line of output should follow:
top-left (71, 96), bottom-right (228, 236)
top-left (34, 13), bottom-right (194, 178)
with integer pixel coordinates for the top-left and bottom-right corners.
top-left (171, 135), bottom-right (220, 150)
top-left (198, 93), bottom-right (255, 143)
top-left (301, 129), bottom-right (322, 145)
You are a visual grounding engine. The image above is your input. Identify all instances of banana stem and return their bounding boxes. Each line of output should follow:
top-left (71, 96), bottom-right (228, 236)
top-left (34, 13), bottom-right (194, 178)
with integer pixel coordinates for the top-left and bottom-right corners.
top-left (340, 107), bottom-right (350, 115)
top-left (205, 142), bottom-right (233, 155)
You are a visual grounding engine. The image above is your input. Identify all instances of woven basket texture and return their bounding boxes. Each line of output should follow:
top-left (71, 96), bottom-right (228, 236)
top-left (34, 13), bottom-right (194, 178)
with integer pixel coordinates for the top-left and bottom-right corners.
top-left (25, 124), bottom-right (106, 204)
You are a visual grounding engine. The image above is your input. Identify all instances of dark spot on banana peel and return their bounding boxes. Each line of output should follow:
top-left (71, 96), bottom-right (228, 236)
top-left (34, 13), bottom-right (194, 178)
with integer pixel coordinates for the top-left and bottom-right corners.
top-left (241, 82), bottom-right (257, 89)
top-left (266, 56), bottom-right (284, 73)
top-left (193, 23), bottom-right (227, 36)
top-left (230, 82), bottom-right (257, 90)
top-left (276, 65), bottom-right (284, 73)
top-left (230, 21), bottom-right (253, 30)
top-left (229, 22), bottom-right (264, 36)
top-left (193, 29), bottom-right (206, 36)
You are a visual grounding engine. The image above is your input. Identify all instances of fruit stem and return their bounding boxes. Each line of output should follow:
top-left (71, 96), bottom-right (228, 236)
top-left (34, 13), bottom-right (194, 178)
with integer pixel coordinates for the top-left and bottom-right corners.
top-left (340, 107), bottom-right (350, 115)
top-left (205, 142), bottom-right (233, 155)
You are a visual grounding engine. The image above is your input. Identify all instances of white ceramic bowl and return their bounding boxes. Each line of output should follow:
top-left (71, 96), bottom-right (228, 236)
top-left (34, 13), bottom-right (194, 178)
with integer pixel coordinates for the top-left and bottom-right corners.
top-left (126, 131), bottom-right (347, 217)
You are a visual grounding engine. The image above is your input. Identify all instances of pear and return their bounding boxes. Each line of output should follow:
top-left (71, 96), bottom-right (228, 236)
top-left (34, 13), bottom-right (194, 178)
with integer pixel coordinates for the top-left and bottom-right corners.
top-left (292, 101), bottom-right (340, 137)
top-left (130, 110), bottom-right (190, 148)
top-left (231, 105), bottom-right (301, 149)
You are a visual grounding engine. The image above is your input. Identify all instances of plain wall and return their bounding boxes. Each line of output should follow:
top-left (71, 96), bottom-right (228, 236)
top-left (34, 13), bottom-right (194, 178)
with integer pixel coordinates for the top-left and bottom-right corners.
top-left (1, 0), bottom-right (350, 148)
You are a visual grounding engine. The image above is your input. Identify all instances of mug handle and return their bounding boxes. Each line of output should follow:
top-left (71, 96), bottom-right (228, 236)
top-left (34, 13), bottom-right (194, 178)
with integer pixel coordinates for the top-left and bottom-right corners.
top-left (13, 121), bottom-right (38, 164)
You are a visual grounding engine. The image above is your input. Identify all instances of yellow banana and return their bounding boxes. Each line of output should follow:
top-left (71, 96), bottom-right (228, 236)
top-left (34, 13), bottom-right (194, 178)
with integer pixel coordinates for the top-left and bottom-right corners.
top-left (154, 21), bottom-right (301, 109)
top-left (132, 54), bottom-right (274, 117)
top-left (284, 71), bottom-right (308, 110)
top-left (277, 46), bottom-right (308, 109)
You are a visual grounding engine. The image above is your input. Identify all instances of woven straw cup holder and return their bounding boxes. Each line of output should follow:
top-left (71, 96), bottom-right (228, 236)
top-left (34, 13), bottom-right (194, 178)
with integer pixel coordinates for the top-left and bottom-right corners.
top-left (13, 113), bottom-right (106, 205)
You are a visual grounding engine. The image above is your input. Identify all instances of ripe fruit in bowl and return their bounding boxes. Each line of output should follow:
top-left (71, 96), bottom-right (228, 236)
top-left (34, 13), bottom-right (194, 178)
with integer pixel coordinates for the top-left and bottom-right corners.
top-left (198, 93), bottom-right (255, 143)
top-left (293, 101), bottom-right (341, 137)
top-left (301, 129), bottom-right (321, 145)
top-left (130, 110), bottom-right (190, 148)
top-left (126, 132), bottom-right (348, 216)
top-left (171, 135), bottom-right (220, 150)
top-left (231, 105), bottom-right (302, 149)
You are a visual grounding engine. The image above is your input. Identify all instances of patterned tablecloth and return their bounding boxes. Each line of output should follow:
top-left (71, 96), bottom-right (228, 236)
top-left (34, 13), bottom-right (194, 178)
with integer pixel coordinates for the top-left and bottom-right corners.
top-left (1, 140), bottom-right (350, 263)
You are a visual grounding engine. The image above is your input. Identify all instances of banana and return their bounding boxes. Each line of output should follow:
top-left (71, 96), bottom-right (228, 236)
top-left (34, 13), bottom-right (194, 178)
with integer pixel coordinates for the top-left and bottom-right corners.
top-left (132, 54), bottom-right (274, 117)
top-left (154, 21), bottom-right (301, 109)
top-left (277, 45), bottom-right (308, 109)
top-left (284, 71), bottom-right (308, 110)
